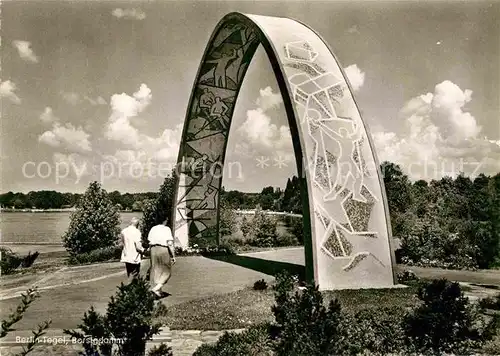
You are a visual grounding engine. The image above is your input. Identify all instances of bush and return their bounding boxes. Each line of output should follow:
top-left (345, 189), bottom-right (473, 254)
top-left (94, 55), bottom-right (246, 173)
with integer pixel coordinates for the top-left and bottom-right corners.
top-left (396, 269), bottom-right (419, 284)
top-left (1, 248), bottom-right (23, 274)
top-left (20, 251), bottom-right (39, 268)
top-left (240, 216), bottom-right (252, 238)
top-left (288, 216), bottom-right (304, 244)
top-left (270, 272), bottom-right (348, 355)
top-left (403, 278), bottom-right (498, 354)
top-left (174, 243), bottom-right (236, 257)
top-left (253, 279), bottom-right (268, 291)
top-left (0, 248), bottom-right (40, 274)
top-left (345, 307), bottom-right (406, 355)
top-left (193, 324), bottom-right (273, 356)
top-left (63, 181), bottom-right (121, 256)
top-left (67, 246), bottom-right (122, 265)
top-left (148, 343), bottom-right (173, 356)
top-left (242, 209), bottom-right (279, 247)
top-left (65, 277), bottom-right (169, 356)
top-left (479, 293), bottom-right (500, 311)
top-left (1, 288), bottom-right (51, 355)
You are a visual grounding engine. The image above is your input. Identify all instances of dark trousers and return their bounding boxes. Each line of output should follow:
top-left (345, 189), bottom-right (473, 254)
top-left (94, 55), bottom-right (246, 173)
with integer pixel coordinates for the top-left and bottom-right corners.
top-left (125, 262), bottom-right (140, 278)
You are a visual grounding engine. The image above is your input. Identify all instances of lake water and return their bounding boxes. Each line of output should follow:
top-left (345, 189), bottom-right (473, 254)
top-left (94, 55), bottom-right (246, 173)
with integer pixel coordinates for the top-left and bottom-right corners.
top-left (1, 212), bottom-right (143, 244)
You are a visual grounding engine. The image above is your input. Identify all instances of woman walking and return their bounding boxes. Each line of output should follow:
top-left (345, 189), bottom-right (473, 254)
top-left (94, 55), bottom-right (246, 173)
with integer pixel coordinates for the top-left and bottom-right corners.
top-left (147, 218), bottom-right (176, 297)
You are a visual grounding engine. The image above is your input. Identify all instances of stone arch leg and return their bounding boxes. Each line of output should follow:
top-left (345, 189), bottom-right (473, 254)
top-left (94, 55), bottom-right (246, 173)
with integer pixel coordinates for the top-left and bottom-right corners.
top-left (172, 12), bottom-right (396, 290)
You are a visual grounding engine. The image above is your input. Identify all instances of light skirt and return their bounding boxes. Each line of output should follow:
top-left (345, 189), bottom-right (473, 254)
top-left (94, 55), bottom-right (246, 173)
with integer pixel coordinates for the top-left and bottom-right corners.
top-left (149, 245), bottom-right (172, 289)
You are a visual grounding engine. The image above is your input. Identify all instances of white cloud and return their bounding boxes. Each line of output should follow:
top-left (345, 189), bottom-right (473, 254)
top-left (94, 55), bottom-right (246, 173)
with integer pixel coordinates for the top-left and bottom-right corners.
top-left (256, 86), bottom-right (283, 111)
top-left (39, 122), bottom-right (92, 153)
top-left (103, 84), bottom-right (183, 181)
top-left (0, 79), bottom-right (21, 104)
top-left (40, 107), bottom-right (59, 124)
top-left (112, 8), bottom-right (146, 20)
top-left (344, 64), bottom-right (365, 92)
top-left (372, 80), bottom-right (499, 180)
top-left (105, 83), bottom-right (153, 147)
top-left (12, 40), bottom-right (38, 63)
top-left (238, 86), bottom-right (292, 161)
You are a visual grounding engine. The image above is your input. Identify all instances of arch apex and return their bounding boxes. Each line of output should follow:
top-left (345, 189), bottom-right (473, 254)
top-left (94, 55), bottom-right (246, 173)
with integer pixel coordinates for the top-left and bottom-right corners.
top-left (172, 13), bottom-right (396, 290)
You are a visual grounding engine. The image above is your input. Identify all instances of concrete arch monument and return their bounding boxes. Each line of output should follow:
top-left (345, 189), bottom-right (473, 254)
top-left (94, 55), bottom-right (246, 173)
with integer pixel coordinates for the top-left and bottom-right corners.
top-left (172, 12), bottom-right (396, 289)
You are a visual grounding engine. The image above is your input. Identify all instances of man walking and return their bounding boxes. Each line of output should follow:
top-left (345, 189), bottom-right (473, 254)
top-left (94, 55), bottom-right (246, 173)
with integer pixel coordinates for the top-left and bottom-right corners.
top-left (120, 217), bottom-right (144, 281)
top-left (148, 218), bottom-right (176, 297)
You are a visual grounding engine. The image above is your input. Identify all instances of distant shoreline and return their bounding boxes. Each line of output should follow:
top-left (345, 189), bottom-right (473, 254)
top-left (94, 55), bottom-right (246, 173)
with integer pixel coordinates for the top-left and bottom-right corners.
top-left (0, 209), bottom-right (141, 213)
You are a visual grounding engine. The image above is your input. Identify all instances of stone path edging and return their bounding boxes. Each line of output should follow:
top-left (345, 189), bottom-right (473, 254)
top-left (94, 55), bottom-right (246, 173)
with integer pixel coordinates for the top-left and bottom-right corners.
top-left (0, 270), bottom-right (126, 301)
top-left (1, 327), bottom-right (246, 355)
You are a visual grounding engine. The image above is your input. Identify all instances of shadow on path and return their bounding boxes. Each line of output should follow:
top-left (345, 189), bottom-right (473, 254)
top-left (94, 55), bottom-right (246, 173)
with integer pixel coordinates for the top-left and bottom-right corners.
top-left (205, 254), bottom-right (305, 280)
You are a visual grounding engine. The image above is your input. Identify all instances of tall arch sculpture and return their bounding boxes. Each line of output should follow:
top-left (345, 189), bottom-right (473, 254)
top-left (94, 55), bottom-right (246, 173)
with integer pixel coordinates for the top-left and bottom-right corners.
top-left (172, 12), bottom-right (396, 289)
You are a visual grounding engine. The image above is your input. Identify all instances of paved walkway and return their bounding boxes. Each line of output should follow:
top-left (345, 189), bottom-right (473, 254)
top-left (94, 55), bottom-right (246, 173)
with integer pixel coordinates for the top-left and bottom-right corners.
top-left (0, 251), bottom-right (282, 330)
top-left (0, 327), bottom-right (246, 355)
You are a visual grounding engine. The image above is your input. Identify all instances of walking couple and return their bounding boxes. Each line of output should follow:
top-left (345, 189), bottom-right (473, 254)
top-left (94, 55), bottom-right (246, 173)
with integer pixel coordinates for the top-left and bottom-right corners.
top-left (119, 217), bottom-right (176, 298)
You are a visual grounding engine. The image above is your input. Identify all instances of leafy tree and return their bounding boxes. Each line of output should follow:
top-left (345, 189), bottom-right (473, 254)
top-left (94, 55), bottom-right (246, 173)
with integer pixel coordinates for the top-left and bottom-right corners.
top-left (219, 199), bottom-right (237, 238)
top-left (380, 161), bottom-right (412, 215)
top-left (247, 208), bottom-right (279, 247)
top-left (62, 181), bottom-right (121, 256)
top-left (259, 194), bottom-right (274, 210)
top-left (141, 171), bottom-right (176, 247)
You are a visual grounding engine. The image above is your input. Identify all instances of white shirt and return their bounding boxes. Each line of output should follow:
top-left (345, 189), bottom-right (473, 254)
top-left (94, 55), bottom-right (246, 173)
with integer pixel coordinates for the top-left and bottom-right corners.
top-left (148, 225), bottom-right (174, 247)
top-left (120, 225), bottom-right (143, 264)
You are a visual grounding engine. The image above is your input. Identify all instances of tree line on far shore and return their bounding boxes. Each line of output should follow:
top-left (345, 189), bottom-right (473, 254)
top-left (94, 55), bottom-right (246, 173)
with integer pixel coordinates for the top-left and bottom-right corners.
top-left (2, 161), bottom-right (500, 270)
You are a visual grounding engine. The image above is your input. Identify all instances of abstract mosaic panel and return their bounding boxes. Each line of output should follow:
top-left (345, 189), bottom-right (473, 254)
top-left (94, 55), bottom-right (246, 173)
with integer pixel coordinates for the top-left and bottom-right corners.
top-left (174, 20), bottom-right (260, 247)
top-left (173, 13), bottom-right (395, 289)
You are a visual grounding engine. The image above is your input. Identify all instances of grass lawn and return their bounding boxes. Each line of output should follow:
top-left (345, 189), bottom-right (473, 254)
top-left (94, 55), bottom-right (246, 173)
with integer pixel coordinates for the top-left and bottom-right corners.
top-left (162, 283), bottom-right (420, 330)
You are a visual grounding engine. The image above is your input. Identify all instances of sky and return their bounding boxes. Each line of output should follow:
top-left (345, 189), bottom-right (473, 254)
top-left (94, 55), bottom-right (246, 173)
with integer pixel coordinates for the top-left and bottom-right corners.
top-left (1, 0), bottom-right (499, 193)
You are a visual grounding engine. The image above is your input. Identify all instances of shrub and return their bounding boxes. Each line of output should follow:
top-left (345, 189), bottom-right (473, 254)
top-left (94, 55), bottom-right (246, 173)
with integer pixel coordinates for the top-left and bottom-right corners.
top-left (396, 269), bottom-right (419, 284)
top-left (1, 248), bottom-right (23, 274)
top-left (479, 293), bottom-right (500, 311)
top-left (20, 251), bottom-right (39, 268)
top-left (67, 246), bottom-right (122, 265)
top-left (270, 272), bottom-right (348, 355)
top-left (275, 231), bottom-right (299, 247)
top-left (0, 248), bottom-right (40, 274)
top-left (174, 244), bottom-right (236, 257)
top-left (65, 277), bottom-right (168, 356)
top-left (288, 216), bottom-right (304, 244)
top-left (63, 181), bottom-right (121, 256)
top-left (193, 324), bottom-right (273, 356)
top-left (1, 288), bottom-right (51, 355)
top-left (240, 215), bottom-right (252, 238)
top-left (253, 279), bottom-right (268, 291)
top-left (244, 209), bottom-right (279, 247)
top-left (403, 278), bottom-right (498, 354)
top-left (148, 343), bottom-right (173, 356)
top-left (345, 307), bottom-right (406, 354)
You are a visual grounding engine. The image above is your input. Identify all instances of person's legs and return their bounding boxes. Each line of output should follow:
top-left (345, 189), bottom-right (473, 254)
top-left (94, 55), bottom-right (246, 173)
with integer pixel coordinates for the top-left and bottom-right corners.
top-left (150, 246), bottom-right (172, 295)
top-left (125, 263), bottom-right (137, 283)
top-left (149, 246), bottom-right (158, 291)
top-left (130, 263), bottom-right (140, 278)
